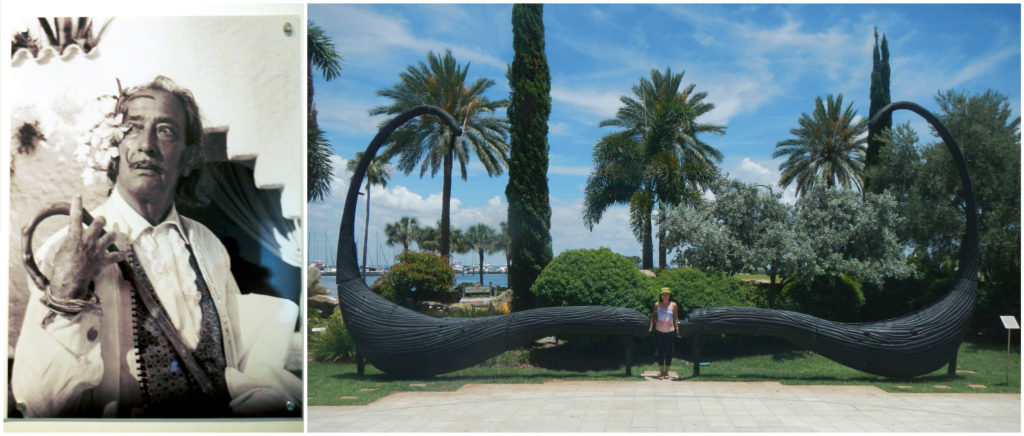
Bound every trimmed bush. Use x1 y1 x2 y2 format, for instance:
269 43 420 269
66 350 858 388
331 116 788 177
652 268 767 314
531 248 653 314
783 274 865 321
378 250 457 304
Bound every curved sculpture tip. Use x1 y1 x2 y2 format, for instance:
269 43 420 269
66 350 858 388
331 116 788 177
679 100 979 378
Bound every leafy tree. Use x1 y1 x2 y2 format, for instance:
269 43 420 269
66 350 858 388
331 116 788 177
506 4 553 309
865 27 892 193
862 121 921 242
450 227 470 256
307 20 343 202
773 94 867 197
464 223 498 285
665 180 910 291
346 152 391 278
584 68 724 269
373 50 510 259
792 186 912 286
415 224 438 252
384 216 419 251
664 176 801 291
903 89 1020 332
415 220 468 255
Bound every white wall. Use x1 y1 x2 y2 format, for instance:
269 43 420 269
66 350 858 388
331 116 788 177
10 14 304 219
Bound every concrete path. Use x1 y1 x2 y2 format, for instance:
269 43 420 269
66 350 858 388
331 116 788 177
308 379 1020 432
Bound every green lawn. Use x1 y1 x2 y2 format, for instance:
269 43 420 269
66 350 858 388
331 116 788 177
733 273 771 282
308 339 1020 406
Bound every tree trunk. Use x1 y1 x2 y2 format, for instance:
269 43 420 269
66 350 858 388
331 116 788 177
361 185 371 278
642 212 653 270
440 136 455 259
479 249 485 286
657 226 667 269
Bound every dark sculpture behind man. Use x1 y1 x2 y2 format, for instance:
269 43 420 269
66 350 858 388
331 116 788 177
13 76 301 418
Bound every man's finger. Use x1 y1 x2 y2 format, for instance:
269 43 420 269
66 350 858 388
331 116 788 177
95 230 119 253
82 216 107 245
68 195 83 241
104 249 128 266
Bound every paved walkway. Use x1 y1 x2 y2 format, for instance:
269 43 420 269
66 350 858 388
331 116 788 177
308 378 1020 432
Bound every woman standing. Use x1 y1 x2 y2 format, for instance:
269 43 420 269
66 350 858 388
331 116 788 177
649 287 680 379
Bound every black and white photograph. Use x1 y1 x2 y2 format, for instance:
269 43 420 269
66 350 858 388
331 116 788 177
5 5 304 428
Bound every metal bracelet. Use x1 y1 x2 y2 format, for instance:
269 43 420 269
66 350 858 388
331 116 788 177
43 284 101 316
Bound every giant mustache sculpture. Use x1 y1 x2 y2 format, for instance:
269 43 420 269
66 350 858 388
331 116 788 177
335 102 977 379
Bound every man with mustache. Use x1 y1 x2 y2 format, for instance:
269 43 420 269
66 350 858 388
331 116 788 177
12 77 301 418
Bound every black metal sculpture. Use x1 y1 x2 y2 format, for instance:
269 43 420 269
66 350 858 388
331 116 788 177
336 102 978 379
335 106 648 377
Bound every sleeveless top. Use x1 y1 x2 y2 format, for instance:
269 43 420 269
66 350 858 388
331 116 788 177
131 244 230 417
655 303 675 333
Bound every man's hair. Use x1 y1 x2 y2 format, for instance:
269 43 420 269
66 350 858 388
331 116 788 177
106 75 208 207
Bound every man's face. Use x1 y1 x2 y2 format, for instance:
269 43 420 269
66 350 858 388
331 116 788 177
116 89 189 204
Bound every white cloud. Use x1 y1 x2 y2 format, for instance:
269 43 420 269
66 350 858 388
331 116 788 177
315 5 507 70
550 85 623 120
316 96 386 135
548 121 570 136
549 165 592 177
895 44 1020 103
697 70 781 126
550 198 639 257
720 155 802 205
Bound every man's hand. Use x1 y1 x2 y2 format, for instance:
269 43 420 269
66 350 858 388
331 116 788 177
44 196 127 300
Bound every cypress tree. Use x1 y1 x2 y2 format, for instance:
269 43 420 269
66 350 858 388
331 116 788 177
506 4 552 310
866 27 892 193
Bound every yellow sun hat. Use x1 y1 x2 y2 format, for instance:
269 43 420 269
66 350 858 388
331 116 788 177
659 287 672 295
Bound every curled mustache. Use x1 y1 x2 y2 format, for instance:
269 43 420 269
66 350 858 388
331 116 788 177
128 159 163 173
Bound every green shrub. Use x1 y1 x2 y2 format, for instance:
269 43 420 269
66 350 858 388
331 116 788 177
652 268 767 314
378 251 457 304
531 248 653 314
975 279 1022 337
782 274 865 321
309 312 356 363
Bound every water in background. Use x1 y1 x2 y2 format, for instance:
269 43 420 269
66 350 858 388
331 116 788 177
320 273 509 298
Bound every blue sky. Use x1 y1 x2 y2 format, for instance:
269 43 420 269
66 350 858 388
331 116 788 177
307 3 1020 268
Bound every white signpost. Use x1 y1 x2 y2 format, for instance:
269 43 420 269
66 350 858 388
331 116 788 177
999 315 1019 385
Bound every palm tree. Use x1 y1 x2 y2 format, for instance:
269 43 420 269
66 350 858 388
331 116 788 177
773 94 868 197
415 224 439 252
584 68 724 269
495 221 510 272
450 228 471 256
308 20 343 202
371 49 510 259
346 152 391 278
465 224 498 286
413 220 469 256
385 217 419 251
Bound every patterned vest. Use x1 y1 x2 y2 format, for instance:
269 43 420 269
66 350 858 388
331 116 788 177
132 245 231 417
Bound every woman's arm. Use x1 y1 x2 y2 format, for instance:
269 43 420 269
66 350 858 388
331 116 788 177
673 302 680 337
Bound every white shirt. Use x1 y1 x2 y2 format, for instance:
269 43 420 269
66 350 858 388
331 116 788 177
12 190 301 417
